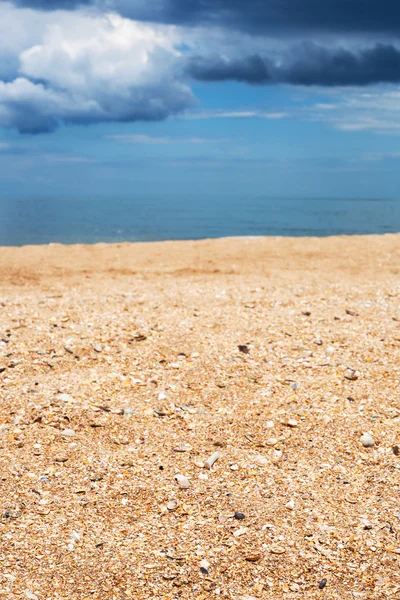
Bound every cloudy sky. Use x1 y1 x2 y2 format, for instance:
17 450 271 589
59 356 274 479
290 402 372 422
1 0 400 198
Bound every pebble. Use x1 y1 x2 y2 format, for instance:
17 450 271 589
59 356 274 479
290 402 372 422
238 345 249 354
61 429 76 437
360 433 375 448
174 474 190 489
167 500 179 511
285 499 295 510
393 445 399 456
200 559 210 570
287 419 298 428
93 344 102 352
319 578 327 589
123 408 134 415
290 583 300 592
234 512 245 520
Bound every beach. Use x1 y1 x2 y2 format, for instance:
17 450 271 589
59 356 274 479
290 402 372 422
1 234 400 599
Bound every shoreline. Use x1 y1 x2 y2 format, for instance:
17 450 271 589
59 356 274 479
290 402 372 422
1 233 399 286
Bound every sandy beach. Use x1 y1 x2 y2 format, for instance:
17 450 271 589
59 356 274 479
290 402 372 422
1 234 400 599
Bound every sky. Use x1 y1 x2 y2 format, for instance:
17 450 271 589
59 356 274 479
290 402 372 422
1 0 400 198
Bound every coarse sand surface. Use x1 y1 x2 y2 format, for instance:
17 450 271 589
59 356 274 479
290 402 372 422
1 235 400 599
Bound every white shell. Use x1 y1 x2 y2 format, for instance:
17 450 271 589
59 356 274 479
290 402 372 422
174 474 190 489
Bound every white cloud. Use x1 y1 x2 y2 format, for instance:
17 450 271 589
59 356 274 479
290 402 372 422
183 110 289 120
308 89 400 134
106 133 224 143
0 3 194 132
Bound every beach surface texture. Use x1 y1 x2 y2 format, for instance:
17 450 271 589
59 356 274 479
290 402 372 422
1 235 400 599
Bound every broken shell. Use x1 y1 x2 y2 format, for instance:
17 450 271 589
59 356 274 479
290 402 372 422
174 443 192 452
252 454 269 466
244 553 262 562
174 474 190 489
270 546 286 554
61 429 76 437
167 500 179 511
204 451 220 470
266 438 278 446
233 527 248 537
345 368 359 381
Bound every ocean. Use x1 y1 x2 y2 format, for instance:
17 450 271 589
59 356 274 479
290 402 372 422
1 194 399 246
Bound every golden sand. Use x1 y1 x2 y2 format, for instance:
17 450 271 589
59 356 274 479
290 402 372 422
1 235 400 599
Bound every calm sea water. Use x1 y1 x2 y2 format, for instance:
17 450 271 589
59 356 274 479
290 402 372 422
1 195 399 246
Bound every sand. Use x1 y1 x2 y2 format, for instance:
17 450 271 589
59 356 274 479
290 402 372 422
1 235 400 599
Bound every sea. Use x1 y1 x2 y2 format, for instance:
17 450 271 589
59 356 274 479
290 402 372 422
1 194 399 246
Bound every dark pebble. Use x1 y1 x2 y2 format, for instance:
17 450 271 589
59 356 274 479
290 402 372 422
238 345 249 354
234 512 245 520
319 579 327 590
200 567 209 575
393 445 399 456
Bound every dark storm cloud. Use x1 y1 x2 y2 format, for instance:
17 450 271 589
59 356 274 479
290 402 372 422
12 0 400 36
187 43 400 86
188 54 274 84
13 0 89 7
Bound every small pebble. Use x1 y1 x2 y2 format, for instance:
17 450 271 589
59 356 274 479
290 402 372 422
360 433 375 448
319 578 327 589
287 419 298 428
123 408 134 415
238 345 249 354
234 512 245 520
393 445 399 456
200 559 210 570
174 474 190 489
167 500 179 511
61 429 76 437
285 499 295 510
290 583 300 592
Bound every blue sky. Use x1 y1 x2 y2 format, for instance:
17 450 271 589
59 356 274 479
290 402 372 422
1 1 400 198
